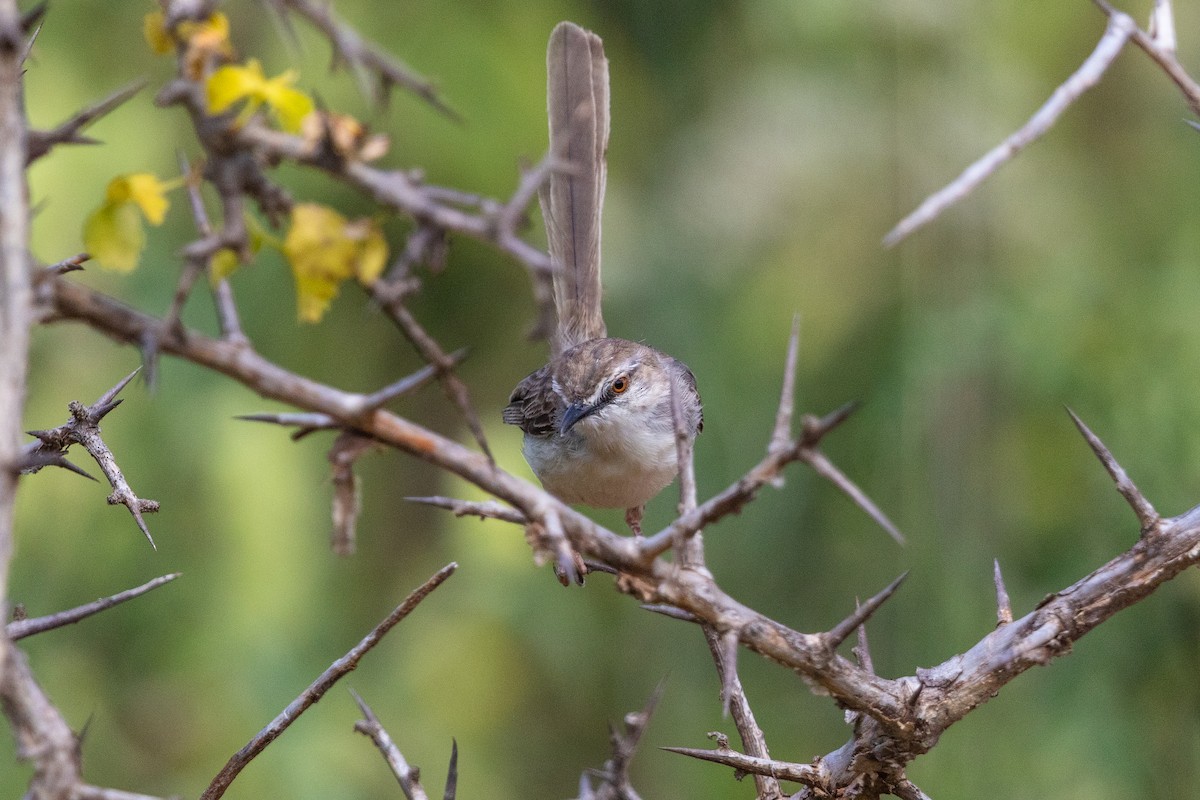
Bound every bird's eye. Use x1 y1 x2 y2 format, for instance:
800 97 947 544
611 375 630 394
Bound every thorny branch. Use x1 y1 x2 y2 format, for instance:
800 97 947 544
7 573 181 641
8 1 1200 799
20 368 160 548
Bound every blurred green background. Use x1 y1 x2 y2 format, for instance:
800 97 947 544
8 0 1200 797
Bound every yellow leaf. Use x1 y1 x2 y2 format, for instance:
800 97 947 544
283 204 388 322
207 59 266 117
143 11 174 55
284 204 355 322
260 71 314 133
84 202 146 273
106 173 172 226
206 59 314 133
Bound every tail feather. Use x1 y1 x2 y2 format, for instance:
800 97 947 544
542 21 609 357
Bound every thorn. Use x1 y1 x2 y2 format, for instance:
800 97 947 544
45 252 89 275
444 737 458 800
47 454 96 481
357 349 468 410
95 367 142 410
20 1 47 34
769 315 801 453
236 411 339 430
1066 407 1159 532
804 449 905 545
800 399 862 446
994 558 1013 625
639 604 701 623
826 571 909 648
853 600 875 674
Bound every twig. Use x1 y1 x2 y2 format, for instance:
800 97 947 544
44 252 88 276
263 0 460 120
883 12 1134 247
355 350 467 412
661 743 830 788
8 573 181 640
25 80 145 164
642 398 902 558
405 495 527 524
200 563 457 800
582 685 662 800
1 642 80 799
236 410 339 439
1097 0 1200 115
351 690 430 800
172 152 247 346
22 368 159 548
375 301 492 462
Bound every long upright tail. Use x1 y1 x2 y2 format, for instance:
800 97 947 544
542 21 609 358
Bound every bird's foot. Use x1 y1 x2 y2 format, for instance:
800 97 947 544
625 506 644 537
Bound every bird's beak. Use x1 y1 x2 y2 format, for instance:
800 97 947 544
559 402 595 435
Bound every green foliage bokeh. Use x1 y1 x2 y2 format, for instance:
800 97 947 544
8 1 1200 798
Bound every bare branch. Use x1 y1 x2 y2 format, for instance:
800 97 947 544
1096 0 1200 115
8 573 181 640
351 690 430 800
263 0 460 120
884 13 1134 247
26 80 145 163
201 563 457 800
0 0 32 660
1066 407 1159 532
374 301 492 461
661 743 830 789
405 495 527 524
22 368 159 548
580 685 662 800
44 252 88 276
1 641 79 799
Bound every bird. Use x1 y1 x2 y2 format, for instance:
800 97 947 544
503 21 703 537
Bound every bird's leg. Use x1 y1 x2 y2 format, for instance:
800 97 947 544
625 505 644 537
